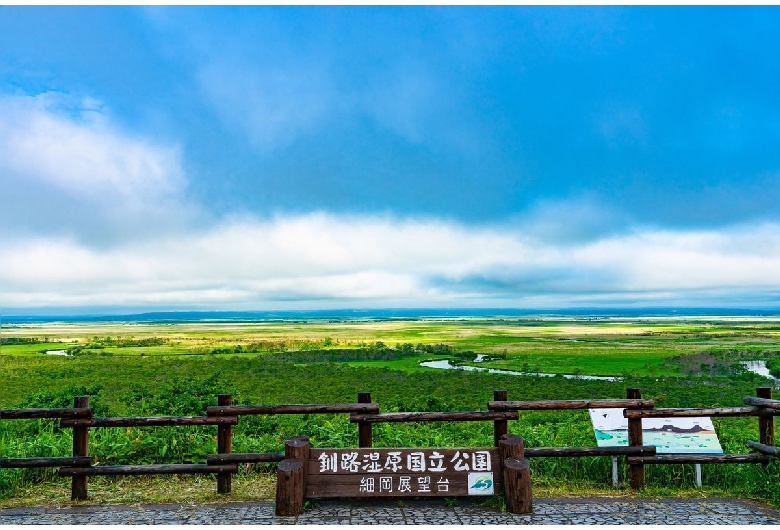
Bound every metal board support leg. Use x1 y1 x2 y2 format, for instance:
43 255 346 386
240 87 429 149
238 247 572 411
612 456 618 486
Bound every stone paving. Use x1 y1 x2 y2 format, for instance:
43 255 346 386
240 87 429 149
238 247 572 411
1 497 779 525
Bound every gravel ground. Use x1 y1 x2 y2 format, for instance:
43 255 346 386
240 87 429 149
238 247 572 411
2 497 779 525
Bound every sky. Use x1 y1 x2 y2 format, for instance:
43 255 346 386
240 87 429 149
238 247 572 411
2 6 780 314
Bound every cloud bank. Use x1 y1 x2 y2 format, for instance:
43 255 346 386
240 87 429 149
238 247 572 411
2 214 779 310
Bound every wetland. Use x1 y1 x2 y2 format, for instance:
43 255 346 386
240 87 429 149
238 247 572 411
1 314 778 506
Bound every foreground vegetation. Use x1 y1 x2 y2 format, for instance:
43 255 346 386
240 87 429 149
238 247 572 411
1 316 778 507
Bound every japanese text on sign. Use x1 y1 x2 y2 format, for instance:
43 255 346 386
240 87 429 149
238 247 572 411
306 448 499 498
317 449 492 474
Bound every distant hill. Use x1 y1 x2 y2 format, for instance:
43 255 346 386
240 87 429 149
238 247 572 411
2 307 779 324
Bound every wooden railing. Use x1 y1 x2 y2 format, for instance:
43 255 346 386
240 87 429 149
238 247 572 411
620 387 777 488
1 387 776 501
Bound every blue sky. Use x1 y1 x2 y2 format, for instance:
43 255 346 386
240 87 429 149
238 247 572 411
2 6 780 313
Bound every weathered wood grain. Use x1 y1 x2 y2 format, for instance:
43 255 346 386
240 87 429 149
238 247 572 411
71 396 90 501
499 434 524 461
743 395 780 411
207 452 285 465
357 393 373 448
524 445 656 457
349 411 518 423
276 458 304 517
493 391 509 446
624 407 770 418
746 440 779 457
0 457 92 468
627 454 770 464
488 399 654 411
626 388 644 490
217 394 233 494
61 416 238 428
285 436 310 461
755 388 775 449
0 407 92 419
59 464 237 476
503 456 532 514
207 403 380 416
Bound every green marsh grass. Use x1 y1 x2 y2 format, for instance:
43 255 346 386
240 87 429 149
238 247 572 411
1 317 778 506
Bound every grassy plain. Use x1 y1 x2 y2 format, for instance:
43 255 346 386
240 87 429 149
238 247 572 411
0 315 778 506
4 315 780 376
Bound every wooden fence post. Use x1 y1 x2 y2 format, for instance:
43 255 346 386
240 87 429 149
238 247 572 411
275 459 304 516
275 437 310 517
498 433 524 462
217 394 233 494
757 387 774 448
627 388 644 490
493 390 508 446
71 396 90 500
499 434 532 513
285 436 310 462
358 392 372 448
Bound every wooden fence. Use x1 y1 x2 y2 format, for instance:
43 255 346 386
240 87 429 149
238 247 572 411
0 387 777 501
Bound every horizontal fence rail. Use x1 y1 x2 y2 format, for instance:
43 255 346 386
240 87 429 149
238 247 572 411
207 452 285 465
743 396 780 410
0 457 93 468
0 407 92 419
488 399 655 411
746 440 780 457
1 387 776 501
524 446 656 458
349 411 519 423
627 454 770 465
206 404 380 416
60 416 239 428
58 464 238 476
624 407 776 418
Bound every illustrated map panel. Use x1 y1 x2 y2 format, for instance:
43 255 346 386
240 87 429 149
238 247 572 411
589 408 723 454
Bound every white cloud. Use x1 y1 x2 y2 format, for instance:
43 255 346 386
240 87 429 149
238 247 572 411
576 227 780 291
0 93 185 203
2 213 779 310
0 92 193 242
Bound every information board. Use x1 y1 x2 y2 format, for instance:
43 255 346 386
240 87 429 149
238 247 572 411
589 409 723 454
306 448 501 497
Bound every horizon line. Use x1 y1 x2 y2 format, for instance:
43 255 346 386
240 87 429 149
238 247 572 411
3 306 780 323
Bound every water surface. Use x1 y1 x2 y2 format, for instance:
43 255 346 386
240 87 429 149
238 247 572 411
741 360 779 381
419 358 620 381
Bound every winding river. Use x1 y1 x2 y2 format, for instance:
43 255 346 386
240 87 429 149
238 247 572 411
418 356 620 381
420 356 779 383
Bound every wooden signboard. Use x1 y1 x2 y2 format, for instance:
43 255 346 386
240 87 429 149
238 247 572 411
306 448 501 498
275 436 530 516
